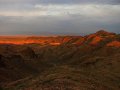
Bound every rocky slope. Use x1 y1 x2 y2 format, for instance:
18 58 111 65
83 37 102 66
0 30 120 90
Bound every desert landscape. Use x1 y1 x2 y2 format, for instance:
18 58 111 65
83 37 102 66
0 0 120 90
0 30 120 90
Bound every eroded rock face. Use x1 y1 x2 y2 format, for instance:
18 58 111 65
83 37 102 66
95 30 116 36
107 41 120 47
90 36 103 45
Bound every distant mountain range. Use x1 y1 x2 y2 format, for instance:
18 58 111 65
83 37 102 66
0 30 120 47
0 30 120 90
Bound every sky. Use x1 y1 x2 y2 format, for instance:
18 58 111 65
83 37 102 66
0 0 120 35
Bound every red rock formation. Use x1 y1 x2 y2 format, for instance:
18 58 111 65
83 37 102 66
73 37 85 45
107 41 120 47
90 36 103 45
0 30 119 48
50 43 61 46
95 30 116 36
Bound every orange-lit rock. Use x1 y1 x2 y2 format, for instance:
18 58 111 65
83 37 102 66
107 41 120 47
0 30 119 48
62 37 72 43
90 36 103 45
0 36 63 45
50 43 61 46
95 30 116 36
86 34 96 40
73 38 85 45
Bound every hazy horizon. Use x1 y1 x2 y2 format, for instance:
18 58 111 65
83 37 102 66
0 0 120 35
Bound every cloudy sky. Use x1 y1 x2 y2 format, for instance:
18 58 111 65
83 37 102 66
0 0 120 35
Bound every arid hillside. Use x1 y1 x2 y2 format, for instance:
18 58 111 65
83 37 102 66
0 30 120 90
0 30 119 46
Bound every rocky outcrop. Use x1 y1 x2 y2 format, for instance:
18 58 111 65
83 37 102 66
0 30 119 48
107 41 120 47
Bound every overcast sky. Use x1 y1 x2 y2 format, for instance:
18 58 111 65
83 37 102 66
0 0 120 35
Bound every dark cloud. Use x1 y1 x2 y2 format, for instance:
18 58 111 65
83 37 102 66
0 0 119 35
0 0 38 4
0 0 119 5
39 0 120 5
0 15 119 35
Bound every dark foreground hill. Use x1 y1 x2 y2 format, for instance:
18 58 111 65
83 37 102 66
0 30 120 90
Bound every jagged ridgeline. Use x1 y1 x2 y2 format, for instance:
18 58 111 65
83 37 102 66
0 30 120 90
